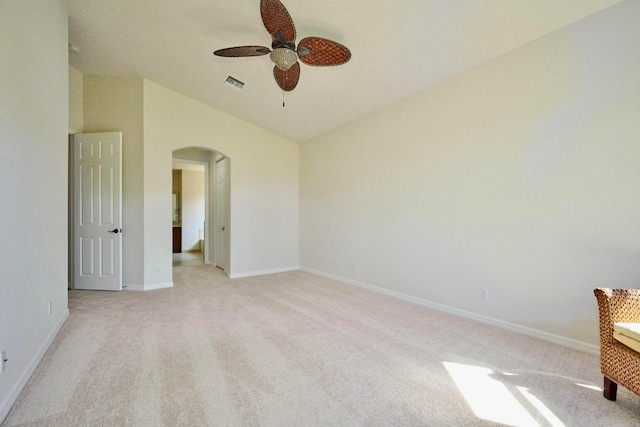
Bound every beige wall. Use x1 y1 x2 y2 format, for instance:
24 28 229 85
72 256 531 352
83 76 145 286
143 80 300 280
79 76 299 285
68 66 83 132
181 169 205 251
0 0 69 418
83 75 299 289
300 1 640 347
172 169 182 198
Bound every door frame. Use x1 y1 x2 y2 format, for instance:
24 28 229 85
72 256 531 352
214 156 229 272
172 157 210 263
171 147 230 275
68 133 74 289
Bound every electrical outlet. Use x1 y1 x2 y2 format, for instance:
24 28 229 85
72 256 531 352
352 264 358 272
48 301 52 316
155 265 160 273
480 288 489 300
0 351 6 374
334 260 339 268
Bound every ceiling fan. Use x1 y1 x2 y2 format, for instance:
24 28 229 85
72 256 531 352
214 0 351 94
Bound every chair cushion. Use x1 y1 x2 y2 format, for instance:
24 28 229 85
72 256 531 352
613 322 640 353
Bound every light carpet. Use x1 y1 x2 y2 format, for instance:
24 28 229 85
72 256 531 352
3 263 640 426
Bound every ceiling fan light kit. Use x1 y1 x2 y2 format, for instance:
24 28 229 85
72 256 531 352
270 48 297 71
214 0 351 97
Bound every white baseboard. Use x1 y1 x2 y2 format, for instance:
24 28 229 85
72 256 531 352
124 282 173 291
229 266 299 279
300 267 599 356
0 309 70 424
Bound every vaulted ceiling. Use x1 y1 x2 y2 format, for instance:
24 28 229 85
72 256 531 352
67 0 623 142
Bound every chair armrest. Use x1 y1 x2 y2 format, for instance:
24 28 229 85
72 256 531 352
594 288 640 345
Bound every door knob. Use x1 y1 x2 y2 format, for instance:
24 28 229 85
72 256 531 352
108 228 121 234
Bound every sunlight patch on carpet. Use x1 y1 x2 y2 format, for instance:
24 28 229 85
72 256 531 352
517 386 566 427
444 362 546 427
575 382 601 392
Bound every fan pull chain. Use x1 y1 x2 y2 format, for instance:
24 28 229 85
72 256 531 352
282 69 287 107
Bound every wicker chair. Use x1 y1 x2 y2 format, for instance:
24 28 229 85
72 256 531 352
594 288 640 400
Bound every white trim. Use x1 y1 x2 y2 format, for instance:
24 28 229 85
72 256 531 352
124 282 174 291
172 154 213 267
300 267 599 356
0 309 70 424
229 266 299 279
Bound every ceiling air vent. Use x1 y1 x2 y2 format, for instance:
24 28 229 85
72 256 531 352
224 75 245 90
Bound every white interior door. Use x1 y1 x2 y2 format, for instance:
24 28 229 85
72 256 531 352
73 132 123 291
215 158 228 270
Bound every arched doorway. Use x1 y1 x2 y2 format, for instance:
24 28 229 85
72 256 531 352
172 147 230 274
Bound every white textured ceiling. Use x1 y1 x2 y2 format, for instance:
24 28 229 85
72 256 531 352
67 0 623 143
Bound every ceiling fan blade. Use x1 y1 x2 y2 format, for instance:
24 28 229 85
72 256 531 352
261 0 296 42
273 61 300 92
214 46 270 57
297 37 351 66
